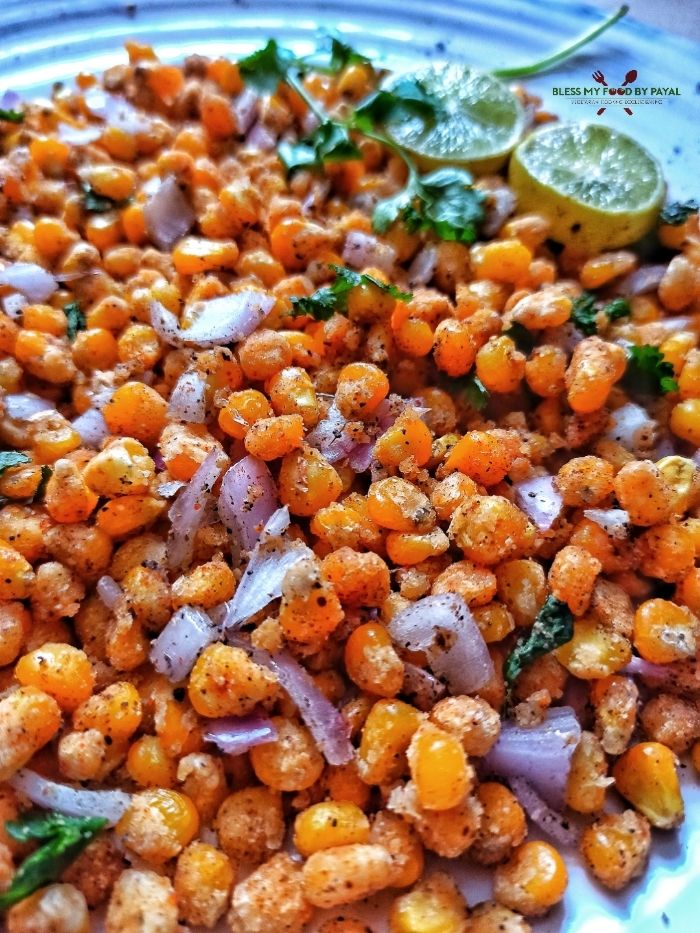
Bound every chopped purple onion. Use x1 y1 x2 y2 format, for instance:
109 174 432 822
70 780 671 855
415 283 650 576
167 448 228 570
10 769 130 826
218 456 279 552
150 606 220 682
514 475 563 531
144 175 195 251
204 711 278 756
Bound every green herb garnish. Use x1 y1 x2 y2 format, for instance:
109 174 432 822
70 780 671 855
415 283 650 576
504 596 574 687
604 297 631 322
442 373 490 413
63 301 86 342
0 451 30 476
660 199 699 226
493 5 629 79
82 184 130 214
0 811 107 910
290 264 411 321
0 109 24 124
351 77 439 130
570 291 599 336
278 121 361 175
374 167 485 244
626 344 679 395
300 34 372 74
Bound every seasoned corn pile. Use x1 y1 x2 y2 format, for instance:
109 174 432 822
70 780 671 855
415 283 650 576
0 38 696 933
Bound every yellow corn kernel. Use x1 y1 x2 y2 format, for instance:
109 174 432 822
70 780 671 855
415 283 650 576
390 873 467 933
357 699 424 786
470 239 532 284
96 495 166 538
44 459 99 524
407 723 472 811
0 540 35 599
294 801 370 857
172 237 239 275
83 438 155 498
612 742 684 829
85 164 136 202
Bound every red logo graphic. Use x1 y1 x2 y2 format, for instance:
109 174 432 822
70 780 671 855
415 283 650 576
592 68 638 116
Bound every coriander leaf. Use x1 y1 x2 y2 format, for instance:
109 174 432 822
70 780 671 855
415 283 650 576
352 77 439 132
0 451 30 476
238 39 296 92
604 297 630 322
570 291 599 336
300 35 372 74
504 322 536 354
32 465 52 503
278 120 361 175
660 199 699 226
504 596 574 686
63 301 85 342
0 109 24 124
372 179 419 234
82 184 130 214
290 264 410 320
0 811 107 911
626 344 679 395
401 168 485 244
442 373 490 413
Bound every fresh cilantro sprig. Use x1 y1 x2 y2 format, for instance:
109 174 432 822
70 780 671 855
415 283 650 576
493 5 628 79
504 596 574 687
571 292 631 336
0 109 24 124
32 465 52 503
82 184 130 214
0 811 107 910
570 292 599 336
63 301 86 342
0 451 30 475
290 264 411 321
442 373 490 413
299 34 372 75
626 344 678 395
239 40 485 242
660 199 699 226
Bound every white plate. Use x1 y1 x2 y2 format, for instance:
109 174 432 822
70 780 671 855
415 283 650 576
2 1 699 929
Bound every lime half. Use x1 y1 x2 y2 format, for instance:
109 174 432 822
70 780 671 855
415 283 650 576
383 64 525 174
509 122 665 253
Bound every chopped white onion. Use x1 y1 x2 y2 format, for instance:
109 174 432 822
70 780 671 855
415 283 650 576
96 574 123 611
2 292 26 319
619 264 667 297
401 662 447 711
254 647 354 765
204 711 277 756
508 776 579 847
168 448 228 570
58 123 103 145
3 392 55 420
83 90 149 134
606 402 656 452
218 456 279 552
583 508 631 540
168 370 207 423
481 185 517 238
223 507 314 630
347 442 375 473
622 656 674 682
232 88 259 134
388 593 494 695
0 262 56 302
244 122 277 151
71 406 109 448
150 606 220 682
514 475 563 531
144 175 196 251
305 402 354 463
483 706 581 808
407 246 437 287
151 290 275 349
10 769 131 826
342 231 396 276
